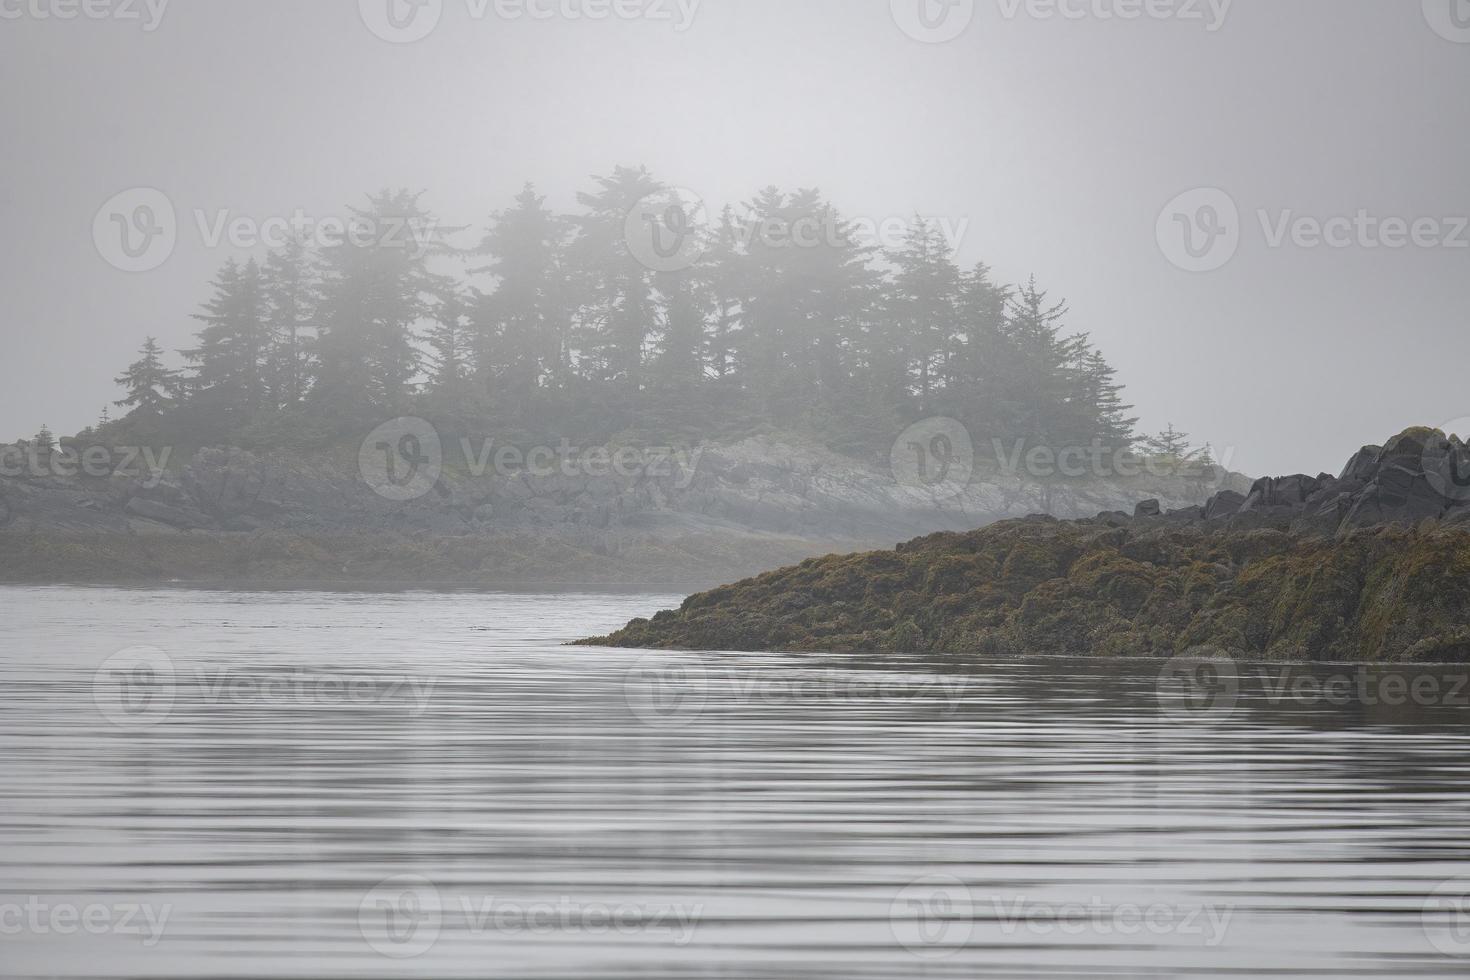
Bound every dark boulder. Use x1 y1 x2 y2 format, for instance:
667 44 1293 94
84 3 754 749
1203 490 1246 520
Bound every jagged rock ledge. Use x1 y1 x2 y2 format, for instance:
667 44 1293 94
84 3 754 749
582 429 1470 662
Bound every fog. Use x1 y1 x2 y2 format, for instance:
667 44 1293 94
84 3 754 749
2 0 1467 476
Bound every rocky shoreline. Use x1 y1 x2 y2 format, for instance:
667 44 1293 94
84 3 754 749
584 429 1470 661
0 433 1242 587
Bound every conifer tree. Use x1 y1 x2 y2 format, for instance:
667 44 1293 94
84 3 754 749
313 190 452 414
1145 424 1193 458
566 166 665 391
183 258 270 418
471 184 571 399
261 237 319 409
114 337 180 419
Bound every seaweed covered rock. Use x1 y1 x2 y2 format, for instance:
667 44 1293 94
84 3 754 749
583 431 1470 662
584 518 1470 662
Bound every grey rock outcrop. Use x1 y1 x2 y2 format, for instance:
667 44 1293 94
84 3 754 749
1131 428 1470 535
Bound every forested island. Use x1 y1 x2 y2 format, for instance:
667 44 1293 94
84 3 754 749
2 168 1239 586
79 167 1142 455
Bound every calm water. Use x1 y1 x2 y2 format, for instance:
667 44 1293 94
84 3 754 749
2 585 1470 978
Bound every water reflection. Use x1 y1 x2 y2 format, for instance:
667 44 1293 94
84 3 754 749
1 585 1469 977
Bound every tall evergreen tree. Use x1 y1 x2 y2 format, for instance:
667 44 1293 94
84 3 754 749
701 206 746 382
886 216 963 413
114 336 180 420
649 267 709 391
424 289 474 397
566 166 665 391
471 184 571 400
261 237 319 409
999 277 1084 445
183 258 270 419
312 190 452 415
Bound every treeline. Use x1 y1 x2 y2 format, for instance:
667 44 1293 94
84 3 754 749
105 166 1138 457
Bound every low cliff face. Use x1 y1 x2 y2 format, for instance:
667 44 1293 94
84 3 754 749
0 433 1240 586
585 430 1470 661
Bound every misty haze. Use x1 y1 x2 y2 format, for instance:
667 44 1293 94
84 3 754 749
3 1 1470 977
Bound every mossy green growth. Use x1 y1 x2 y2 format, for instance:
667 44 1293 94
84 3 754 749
582 517 1470 663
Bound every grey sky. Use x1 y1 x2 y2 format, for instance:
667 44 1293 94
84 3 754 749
1 0 1466 476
